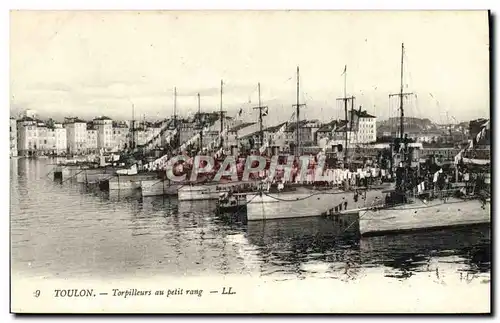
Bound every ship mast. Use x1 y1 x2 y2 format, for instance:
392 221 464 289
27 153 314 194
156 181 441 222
172 87 179 149
389 43 413 164
198 92 203 152
399 43 405 141
253 82 268 150
219 79 226 149
131 102 135 150
292 66 305 156
389 43 414 193
173 87 177 128
336 65 355 167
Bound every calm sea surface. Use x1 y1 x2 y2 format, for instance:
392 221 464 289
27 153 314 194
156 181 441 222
10 158 491 283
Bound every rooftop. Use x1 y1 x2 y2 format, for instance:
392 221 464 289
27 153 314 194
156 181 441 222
93 116 112 121
285 120 310 132
262 122 287 133
229 122 256 133
112 121 129 128
64 117 87 124
352 110 376 119
239 122 288 140
17 116 38 123
317 120 338 133
334 120 350 132
86 122 97 130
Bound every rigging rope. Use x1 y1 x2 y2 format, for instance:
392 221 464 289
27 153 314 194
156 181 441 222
262 190 350 202
61 169 86 183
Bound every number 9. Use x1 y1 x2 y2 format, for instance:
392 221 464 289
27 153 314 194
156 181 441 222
34 290 40 298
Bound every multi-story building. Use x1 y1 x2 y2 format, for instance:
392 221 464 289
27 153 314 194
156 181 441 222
16 116 39 157
225 122 257 151
10 117 17 157
64 117 88 155
52 123 67 155
36 122 50 153
93 116 114 151
283 120 321 147
353 110 377 144
316 109 377 150
239 122 288 152
16 117 68 156
130 121 163 147
316 120 344 150
112 121 130 151
86 122 98 154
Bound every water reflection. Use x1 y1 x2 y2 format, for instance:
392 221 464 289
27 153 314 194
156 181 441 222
10 158 491 283
359 225 491 279
244 216 360 280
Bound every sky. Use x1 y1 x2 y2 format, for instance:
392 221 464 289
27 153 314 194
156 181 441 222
10 10 490 127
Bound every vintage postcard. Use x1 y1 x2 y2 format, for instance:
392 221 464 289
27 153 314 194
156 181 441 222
9 10 491 314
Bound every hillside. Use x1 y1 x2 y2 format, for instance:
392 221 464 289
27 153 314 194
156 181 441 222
377 117 443 135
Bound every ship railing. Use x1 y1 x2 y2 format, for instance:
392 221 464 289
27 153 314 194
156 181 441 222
410 187 463 201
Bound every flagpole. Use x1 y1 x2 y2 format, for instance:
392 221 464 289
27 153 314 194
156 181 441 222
343 65 347 99
220 79 224 149
258 83 263 148
198 93 203 152
253 82 268 152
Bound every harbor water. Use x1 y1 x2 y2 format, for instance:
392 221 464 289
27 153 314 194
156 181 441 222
11 158 491 284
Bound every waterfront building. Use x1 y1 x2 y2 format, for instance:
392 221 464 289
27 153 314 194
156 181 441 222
405 130 446 144
64 117 88 155
316 109 377 150
354 110 377 144
239 122 288 153
36 122 50 153
133 121 163 147
316 120 345 150
52 123 67 156
329 120 356 147
10 117 17 157
16 116 39 157
112 121 130 151
93 116 114 152
86 122 98 154
16 117 68 156
283 120 321 149
39 121 67 156
225 122 257 153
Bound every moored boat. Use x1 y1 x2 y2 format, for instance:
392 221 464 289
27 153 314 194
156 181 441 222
107 172 159 190
140 178 184 197
245 184 389 221
178 180 260 201
359 191 490 236
75 167 122 184
358 43 491 237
